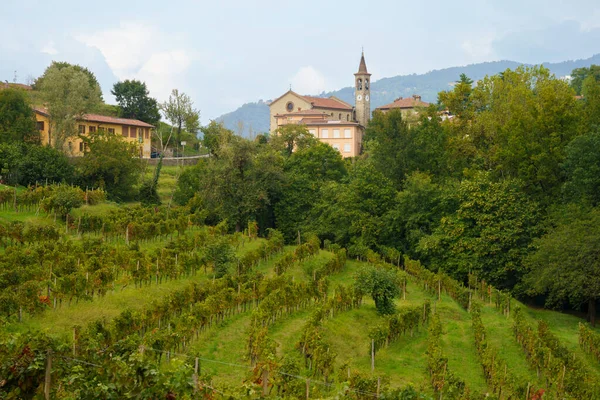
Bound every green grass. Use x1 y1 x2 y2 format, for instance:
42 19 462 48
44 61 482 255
3 204 599 395
526 307 600 376
0 183 26 192
2 234 266 339
142 164 188 204
479 304 544 387
0 209 48 224
186 312 253 385
5 273 211 339
70 202 121 218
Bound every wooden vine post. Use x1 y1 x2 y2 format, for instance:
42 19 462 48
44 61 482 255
262 369 269 396
44 349 52 400
193 357 199 393
305 378 310 399
371 339 375 371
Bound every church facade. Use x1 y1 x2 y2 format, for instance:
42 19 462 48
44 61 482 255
269 52 371 158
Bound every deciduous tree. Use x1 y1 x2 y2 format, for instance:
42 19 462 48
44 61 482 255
525 205 600 325
418 173 541 289
111 80 160 126
38 63 102 151
562 131 600 206
76 131 143 201
160 89 200 144
354 266 401 315
570 65 600 95
0 88 38 144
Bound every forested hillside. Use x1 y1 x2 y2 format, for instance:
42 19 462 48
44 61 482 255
217 54 600 136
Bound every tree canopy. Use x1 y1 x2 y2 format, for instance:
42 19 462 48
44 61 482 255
525 206 600 325
111 80 160 126
354 266 401 315
76 131 143 201
38 63 102 151
161 89 200 144
0 88 38 144
570 64 600 95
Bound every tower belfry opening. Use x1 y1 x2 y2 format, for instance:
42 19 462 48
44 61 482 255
354 51 371 128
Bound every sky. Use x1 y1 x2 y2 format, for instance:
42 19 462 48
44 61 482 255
1 0 600 123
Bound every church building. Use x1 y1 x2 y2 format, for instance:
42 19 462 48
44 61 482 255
269 52 371 158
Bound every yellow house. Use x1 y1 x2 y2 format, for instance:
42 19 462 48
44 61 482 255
269 52 372 158
34 107 154 158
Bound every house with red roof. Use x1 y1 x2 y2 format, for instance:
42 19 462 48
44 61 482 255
34 107 154 158
269 52 372 158
375 95 430 118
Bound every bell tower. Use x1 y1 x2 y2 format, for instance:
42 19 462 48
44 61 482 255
354 51 371 127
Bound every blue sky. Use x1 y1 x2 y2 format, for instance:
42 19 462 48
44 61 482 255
1 0 599 122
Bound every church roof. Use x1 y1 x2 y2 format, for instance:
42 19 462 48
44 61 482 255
269 90 353 111
355 52 371 76
275 109 329 117
377 96 430 110
358 52 368 73
303 95 353 110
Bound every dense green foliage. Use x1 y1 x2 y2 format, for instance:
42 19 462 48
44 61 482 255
0 143 73 186
76 131 143 201
160 89 200 145
37 61 103 151
354 266 401 315
111 79 161 126
176 65 600 324
0 88 38 144
570 64 600 95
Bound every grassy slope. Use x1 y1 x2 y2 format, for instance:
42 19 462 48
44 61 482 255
526 307 600 377
141 164 183 204
2 234 267 339
479 305 544 387
186 312 253 384
7 275 208 337
4 197 600 394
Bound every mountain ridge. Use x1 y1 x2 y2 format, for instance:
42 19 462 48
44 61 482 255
216 54 600 137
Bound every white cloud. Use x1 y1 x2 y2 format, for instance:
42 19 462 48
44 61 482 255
290 66 327 95
76 21 194 101
136 50 193 100
461 35 495 61
41 41 58 55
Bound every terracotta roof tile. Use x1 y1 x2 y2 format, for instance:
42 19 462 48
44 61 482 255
268 89 353 110
377 96 430 110
275 109 329 117
34 107 154 128
83 113 155 128
303 96 353 110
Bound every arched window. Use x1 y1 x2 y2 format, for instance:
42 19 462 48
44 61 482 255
339 113 342 119
346 114 349 121
365 79 369 90
357 78 362 90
